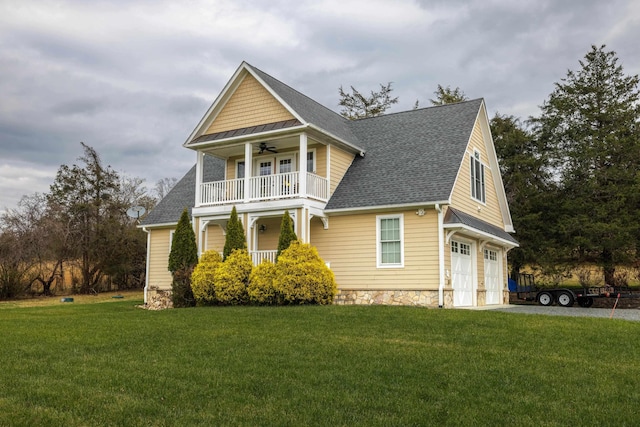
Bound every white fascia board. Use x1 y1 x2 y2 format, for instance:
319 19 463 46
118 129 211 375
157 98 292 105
306 123 366 156
137 221 178 229
324 201 450 215
186 124 308 150
443 222 519 248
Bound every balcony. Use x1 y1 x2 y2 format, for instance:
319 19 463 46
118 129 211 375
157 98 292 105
199 171 328 206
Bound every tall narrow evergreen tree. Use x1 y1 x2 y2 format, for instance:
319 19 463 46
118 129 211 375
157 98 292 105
168 208 197 307
276 211 297 261
533 45 640 285
223 206 246 261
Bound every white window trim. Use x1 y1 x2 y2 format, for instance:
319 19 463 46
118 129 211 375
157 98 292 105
376 214 404 268
169 229 175 250
470 149 486 204
276 154 296 174
306 148 317 173
235 159 245 179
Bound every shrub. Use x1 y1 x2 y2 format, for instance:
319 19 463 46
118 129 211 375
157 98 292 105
168 209 198 274
169 209 198 308
214 249 252 305
274 241 337 304
276 211 297 261
171 268 195 308
223 206 246 261
191 251 223 305
247 260 278 305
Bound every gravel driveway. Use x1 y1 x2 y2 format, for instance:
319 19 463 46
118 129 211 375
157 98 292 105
494 304 640 322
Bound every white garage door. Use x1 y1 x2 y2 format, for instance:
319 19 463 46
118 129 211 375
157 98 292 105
451 240 473 307
484 249 502 305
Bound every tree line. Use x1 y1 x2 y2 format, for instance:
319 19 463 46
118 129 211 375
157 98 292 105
340 45 640 286
0 143 173 299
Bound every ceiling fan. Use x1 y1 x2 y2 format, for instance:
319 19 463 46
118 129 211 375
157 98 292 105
258 142 277 154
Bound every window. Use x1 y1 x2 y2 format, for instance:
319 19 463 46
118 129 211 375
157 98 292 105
484 249 497 261
236 161 245 179
279 158 292 174
307 151 315 173
377 214 404 267
470 150 485 203
259 161 272 176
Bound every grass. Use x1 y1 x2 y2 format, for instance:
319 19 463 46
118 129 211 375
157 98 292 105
0 299 639 426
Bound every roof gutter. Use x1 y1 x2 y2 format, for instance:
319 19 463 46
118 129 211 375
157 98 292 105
435 204 445 308
141 227 150 305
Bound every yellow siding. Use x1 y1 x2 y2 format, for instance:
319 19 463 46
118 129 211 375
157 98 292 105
147 228 173 290
205 225 226 253
450 118 504 227
311 210 440 290
255 217 281 250
329 145 355 196
206 74 295 134
313 143 327 177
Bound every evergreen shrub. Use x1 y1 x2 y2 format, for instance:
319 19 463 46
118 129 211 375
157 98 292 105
247 260 278 305
191 250 223 305
214 249 252 305
274 241 337 304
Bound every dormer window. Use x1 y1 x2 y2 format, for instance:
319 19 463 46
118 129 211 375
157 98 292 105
470 150 485 203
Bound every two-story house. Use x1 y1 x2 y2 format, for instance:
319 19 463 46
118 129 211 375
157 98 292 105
140 61 518 308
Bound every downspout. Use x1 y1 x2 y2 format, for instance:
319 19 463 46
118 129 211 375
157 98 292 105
435 204 445 308
142 227 150 305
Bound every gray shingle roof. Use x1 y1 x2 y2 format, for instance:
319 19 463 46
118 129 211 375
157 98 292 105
140 155 224 226
444 207 518 245
247 64 361 147
325 99 483 210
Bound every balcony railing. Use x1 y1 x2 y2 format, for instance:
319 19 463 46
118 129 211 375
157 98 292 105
199 172 328 206
251 250 277 265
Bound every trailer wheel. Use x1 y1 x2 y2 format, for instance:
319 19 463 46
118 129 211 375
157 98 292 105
556 290 574 307
577 297 594 308
538 291 553 306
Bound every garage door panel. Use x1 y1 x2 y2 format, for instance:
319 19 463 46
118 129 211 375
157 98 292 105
452 240 473 307
484 249 501 305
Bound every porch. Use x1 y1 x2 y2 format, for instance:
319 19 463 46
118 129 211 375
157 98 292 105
200 171 328 206
251 250 277 265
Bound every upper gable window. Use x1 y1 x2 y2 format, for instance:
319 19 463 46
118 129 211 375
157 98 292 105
470 150 486 203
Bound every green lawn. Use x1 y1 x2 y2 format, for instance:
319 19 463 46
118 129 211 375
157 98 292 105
1 299 639 426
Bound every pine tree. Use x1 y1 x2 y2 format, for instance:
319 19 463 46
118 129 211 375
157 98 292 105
223 206 246 261
533 45 640 285
276 211 297 261
338 83 398 120
168 208 197 307
429 85 468 105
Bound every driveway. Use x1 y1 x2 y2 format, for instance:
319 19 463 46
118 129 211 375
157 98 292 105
494 304 640 322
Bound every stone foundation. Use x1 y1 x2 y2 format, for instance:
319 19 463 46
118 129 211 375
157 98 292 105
145 289 173 310
335 289 441 307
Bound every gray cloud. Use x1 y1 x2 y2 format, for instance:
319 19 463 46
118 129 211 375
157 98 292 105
1 0 639 212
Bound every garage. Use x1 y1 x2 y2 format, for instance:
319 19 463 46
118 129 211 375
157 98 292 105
451 240 473 307
484 248 502 304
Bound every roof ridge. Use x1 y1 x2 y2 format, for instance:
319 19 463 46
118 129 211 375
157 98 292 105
351 98 484 122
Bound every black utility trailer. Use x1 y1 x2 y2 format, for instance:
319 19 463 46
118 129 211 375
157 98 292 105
509 274 640 308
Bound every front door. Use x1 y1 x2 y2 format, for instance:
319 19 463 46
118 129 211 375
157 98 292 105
451 240 473 307
484 249 502 304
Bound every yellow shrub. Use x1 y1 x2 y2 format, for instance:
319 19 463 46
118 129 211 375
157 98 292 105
214 249 252 305
248 260 278 305
191 251 222 305
274 241 337 304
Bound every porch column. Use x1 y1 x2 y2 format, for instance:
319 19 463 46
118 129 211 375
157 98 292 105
244 142 252 203
299 133 307 197
195 151 203 206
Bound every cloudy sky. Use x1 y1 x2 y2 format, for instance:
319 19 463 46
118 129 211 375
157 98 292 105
1 0 639 212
